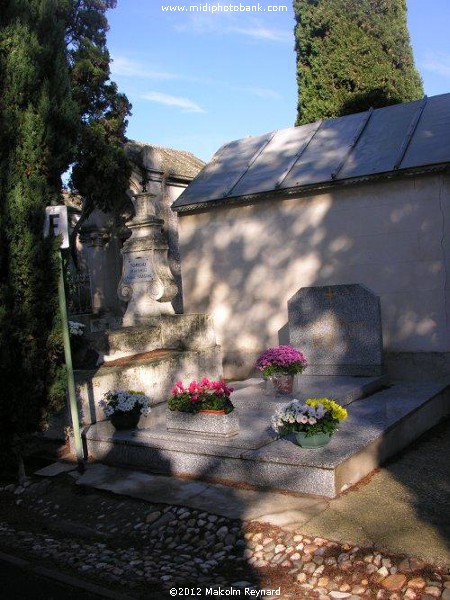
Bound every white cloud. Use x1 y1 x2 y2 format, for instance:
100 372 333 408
175 14 291 44
421 51 450 78
230 25 291 43
111 56 178 80
141 92 206 113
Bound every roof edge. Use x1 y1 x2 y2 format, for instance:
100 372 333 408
173 163 450 214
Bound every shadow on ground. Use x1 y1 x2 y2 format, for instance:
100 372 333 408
298 416 450 567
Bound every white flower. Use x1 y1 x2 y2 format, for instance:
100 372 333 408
315 404 325 418
99 390 151 417
69 321 85 336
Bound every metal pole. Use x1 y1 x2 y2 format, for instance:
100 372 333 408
58 249 85 472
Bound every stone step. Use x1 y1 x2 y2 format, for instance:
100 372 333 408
75 346 223 426
231 374 389 407
92 314 218 361
81 377 450 498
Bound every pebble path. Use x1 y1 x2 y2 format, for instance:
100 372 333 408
0 476 449 599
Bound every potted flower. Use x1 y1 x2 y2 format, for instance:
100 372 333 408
69 320 86 365
166 378 239 438
69 320 85 340
69 320 100 368
99 390 150 430
271 398 348 448
168 378 235 414
256 345 308 395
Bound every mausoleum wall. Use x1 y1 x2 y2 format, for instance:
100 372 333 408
177 172 450 380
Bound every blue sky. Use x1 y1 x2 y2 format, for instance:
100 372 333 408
106 0 450 163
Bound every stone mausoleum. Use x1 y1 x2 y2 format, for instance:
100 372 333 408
172 92 450 381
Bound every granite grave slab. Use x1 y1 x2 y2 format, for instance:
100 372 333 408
288 284 383 376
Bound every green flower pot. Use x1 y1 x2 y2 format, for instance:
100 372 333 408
295 431 332 448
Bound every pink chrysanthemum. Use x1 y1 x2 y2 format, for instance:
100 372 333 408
256 345 308 377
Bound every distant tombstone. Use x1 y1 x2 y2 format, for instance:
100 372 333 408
288 284 383 376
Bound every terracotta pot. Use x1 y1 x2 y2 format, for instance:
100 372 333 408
198 409 227 415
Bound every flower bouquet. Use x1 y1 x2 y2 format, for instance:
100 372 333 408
69 320 86 356
99 390 150 430
168 378 235 414
256 345 308 394
271 398 348 448
69 320 86 338
256 345 308 377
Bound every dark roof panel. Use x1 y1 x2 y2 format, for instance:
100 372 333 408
230 122 320 197
172 93 450 211
402 94 450 169
281 111 368 188
339 100 422 179
175 132 271 207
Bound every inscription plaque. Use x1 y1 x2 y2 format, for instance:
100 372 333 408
123 257 154 284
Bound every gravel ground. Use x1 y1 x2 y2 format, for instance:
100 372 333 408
0 472 449 600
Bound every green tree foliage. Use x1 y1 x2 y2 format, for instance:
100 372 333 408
0 0 130 475
294 0 424 125
66 0 132 233
0 0 78 472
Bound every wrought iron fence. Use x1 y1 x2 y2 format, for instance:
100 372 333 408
66 266 92 315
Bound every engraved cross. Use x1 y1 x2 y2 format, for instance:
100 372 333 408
324 287 335 306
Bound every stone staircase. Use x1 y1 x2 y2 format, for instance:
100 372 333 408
75 314 222 426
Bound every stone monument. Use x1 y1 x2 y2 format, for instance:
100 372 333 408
118 191 178 325
288 284 383 376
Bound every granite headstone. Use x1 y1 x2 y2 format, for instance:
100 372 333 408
288 284 383 376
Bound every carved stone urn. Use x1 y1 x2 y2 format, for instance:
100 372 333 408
118 192 177 325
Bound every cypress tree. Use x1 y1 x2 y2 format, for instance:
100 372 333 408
0 0 78 472
294 0 424 125
0 0 131 476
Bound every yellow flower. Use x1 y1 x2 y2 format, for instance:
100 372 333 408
306 398 348 421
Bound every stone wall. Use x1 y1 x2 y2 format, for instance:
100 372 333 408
177 172 450 380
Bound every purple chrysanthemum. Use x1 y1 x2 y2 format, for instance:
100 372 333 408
256 345 308 376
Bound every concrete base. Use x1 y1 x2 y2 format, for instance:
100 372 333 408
81 376 450 498
166 409 240 438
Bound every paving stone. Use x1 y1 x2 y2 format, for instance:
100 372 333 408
398 558 427 573
1 466 448 600
441 589 450 600
423 587 441 597
408 578 427 590
381 574 407 592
